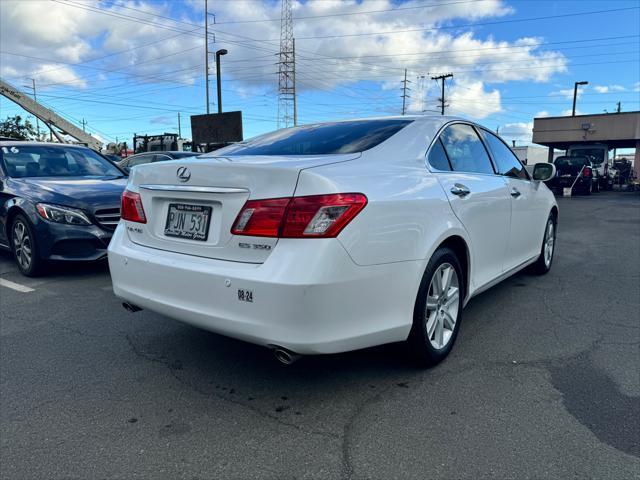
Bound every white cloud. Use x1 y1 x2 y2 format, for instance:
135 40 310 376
500 121 532 143
446 80 502 119
1 0 568 99
594 84 626 94
551 88 580 99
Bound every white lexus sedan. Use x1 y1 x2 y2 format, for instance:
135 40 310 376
108 116 557 365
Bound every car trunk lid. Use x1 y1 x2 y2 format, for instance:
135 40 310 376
124 154 360 263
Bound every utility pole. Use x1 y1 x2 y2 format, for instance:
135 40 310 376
178 112 181 138
401 69 411 115
204 0 210 114
278 0 296 128
431 73 453 115
81 118 86 132
616 101 621 113
572 80 588 116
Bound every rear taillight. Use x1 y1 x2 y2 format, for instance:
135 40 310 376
121 190 147 223
583 167 592 177
230 198 289 237
231 193 367 238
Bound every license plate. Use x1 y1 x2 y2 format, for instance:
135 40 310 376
164 203 212 241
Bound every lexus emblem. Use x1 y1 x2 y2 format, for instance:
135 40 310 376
176 166 191 182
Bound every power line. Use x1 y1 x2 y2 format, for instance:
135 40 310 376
214 0 488 24
274 7 640 41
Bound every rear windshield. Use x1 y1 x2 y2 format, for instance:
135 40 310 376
171 152 200 159
0 145 123 178
555 156 590 167
221 119 413 156
570 148 606 165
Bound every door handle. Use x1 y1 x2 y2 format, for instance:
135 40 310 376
510 188 521 198
450 184 470 197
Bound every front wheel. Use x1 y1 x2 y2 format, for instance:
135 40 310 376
530 214 556 275
10 214 44 277
407 247 464 366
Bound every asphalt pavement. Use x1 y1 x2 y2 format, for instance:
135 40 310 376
1 191 639 479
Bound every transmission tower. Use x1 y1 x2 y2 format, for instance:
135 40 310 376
278 0 296 128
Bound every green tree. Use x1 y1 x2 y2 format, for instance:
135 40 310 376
0 115 37 140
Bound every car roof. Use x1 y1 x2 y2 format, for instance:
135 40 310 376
0 141 92 149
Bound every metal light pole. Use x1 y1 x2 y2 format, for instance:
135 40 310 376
215 49 227 114
572 81 588 116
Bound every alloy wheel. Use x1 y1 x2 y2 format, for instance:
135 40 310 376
13 221 32 271
425 263 460 349
544 220 555 268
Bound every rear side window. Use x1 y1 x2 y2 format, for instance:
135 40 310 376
127 154 154 167
427 138 451 171
221 119 413 156
479 129 528 179
440 124 494 175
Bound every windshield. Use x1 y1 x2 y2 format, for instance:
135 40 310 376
570 148 606 165
220 119 413 156
0 145 123 178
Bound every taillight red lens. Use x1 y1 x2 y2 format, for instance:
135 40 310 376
231 193 367 238
282 193 368 238
121 190 147 223
231 198 289 237
583 167 591 177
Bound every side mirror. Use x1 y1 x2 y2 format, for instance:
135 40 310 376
533 163 556 182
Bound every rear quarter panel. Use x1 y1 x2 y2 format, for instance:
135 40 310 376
294 152 469 267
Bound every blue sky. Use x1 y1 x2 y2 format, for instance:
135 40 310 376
1 0 638 147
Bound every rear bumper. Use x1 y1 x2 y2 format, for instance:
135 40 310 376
107 225 423 354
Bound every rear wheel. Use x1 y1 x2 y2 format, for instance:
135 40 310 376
10 214 44 277
530 214 556 275
408 248 464 366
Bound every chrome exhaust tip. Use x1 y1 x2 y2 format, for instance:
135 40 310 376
273 347 301 365
122 302 142 313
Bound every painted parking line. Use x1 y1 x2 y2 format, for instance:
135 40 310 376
0 278 35 293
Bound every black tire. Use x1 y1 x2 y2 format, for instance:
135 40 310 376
407 247 464 366
10 214 44 277
530 213 556 275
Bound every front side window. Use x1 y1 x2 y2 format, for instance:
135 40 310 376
0 145 122 178
439 124 494 175
479 130 528 180
219 119 413 156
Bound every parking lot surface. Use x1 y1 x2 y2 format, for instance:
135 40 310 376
1 192 639 479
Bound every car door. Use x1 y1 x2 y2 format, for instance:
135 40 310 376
479 129 543 270
428 123 511 289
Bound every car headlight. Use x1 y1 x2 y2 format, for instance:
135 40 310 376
36 203 91 226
